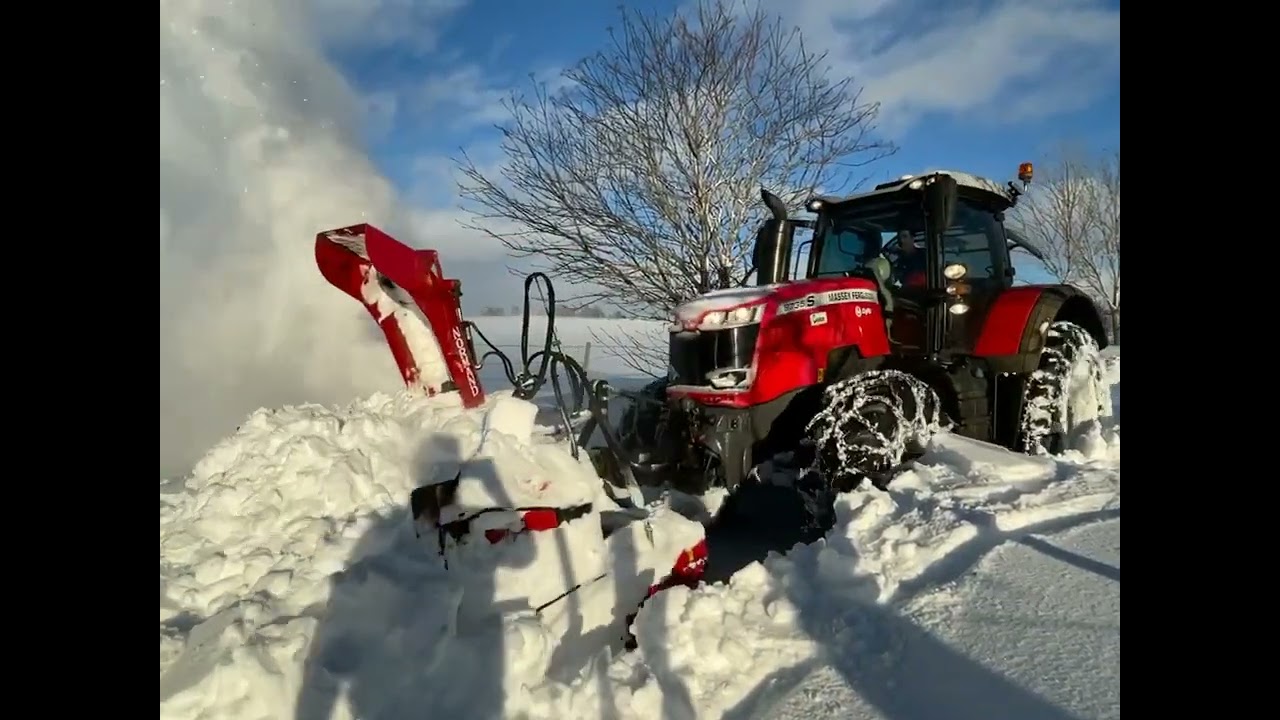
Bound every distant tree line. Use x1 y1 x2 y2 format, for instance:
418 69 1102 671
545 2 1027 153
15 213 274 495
475 304 620 319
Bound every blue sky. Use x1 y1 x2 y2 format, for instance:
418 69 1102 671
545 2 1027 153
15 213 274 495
322 0 1119 296
158 0 1117 473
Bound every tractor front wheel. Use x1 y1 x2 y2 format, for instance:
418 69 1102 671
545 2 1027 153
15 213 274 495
1018 320 1110 455
803 370 943 495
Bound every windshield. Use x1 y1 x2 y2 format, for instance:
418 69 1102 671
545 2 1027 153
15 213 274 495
813 195 920 278
813 195 1003 284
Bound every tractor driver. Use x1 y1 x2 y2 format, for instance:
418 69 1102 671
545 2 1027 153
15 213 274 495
888 229 927 288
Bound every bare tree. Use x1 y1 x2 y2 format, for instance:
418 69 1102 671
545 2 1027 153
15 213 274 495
456 0 894 375
1010 146 1121 343
1009 147 1096 283
1079 149 1120 343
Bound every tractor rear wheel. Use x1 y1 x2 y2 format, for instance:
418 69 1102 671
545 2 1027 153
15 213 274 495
1018 320 1110 455
802 370 942 495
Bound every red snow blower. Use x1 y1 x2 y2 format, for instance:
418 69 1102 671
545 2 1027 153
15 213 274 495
315 223 708 622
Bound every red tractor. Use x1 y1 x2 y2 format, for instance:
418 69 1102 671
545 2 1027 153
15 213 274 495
616 164 1112 502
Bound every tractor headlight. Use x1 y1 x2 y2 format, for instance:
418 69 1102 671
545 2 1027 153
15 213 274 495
699 304 764 331
948 301 970 316
943 263 967 280
728 305 760 324
707 369 749 389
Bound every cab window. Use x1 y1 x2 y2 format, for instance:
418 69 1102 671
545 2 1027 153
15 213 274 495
942 201 1004 281
813 225 873 276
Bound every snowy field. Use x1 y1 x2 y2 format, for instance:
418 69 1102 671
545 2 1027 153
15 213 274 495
160 325 1120 720
463 315 667 385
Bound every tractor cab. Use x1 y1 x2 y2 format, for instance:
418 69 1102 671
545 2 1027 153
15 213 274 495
755 164 1036 361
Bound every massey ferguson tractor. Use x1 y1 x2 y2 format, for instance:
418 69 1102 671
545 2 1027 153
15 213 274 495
314 161 1111 557
619 163 1112 500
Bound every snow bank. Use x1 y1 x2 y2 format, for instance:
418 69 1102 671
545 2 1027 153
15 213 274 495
159 390 703 720
160 391 465 718
161 358 1119 720
613 412 1120 718
598 365 1122 718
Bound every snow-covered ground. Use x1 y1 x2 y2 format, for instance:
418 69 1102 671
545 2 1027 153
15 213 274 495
160 333 1119 720
464 315 667 384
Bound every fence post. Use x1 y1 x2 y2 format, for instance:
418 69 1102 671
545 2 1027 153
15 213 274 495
580 341 592 375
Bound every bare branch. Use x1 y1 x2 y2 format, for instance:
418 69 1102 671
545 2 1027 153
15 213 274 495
1009 144 1121 342
590 325 668 379
1076 147 1120 341
456 0 895 372
1008 146 1094 284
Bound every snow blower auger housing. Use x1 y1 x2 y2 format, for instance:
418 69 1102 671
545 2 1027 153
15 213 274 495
315 223 708 636
618 163 1113 498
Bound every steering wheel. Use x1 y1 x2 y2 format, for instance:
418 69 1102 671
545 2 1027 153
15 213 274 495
880 242 903 262
873 246 908 282
842 265 878 281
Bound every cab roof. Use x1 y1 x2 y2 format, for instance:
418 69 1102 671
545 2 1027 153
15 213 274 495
807 169 1047 261
810 170 1015 210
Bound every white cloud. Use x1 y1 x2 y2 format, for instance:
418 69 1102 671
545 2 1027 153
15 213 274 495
413 65 514 131
159 0 473 478
360 89 400 141
754 0 1119 135
404 206 511 262
309 0 469 55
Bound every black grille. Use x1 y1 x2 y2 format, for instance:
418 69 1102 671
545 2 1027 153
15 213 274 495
669 324 761 386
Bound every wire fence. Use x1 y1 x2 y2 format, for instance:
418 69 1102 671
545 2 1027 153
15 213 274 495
475 340 601 372
473 340 668 379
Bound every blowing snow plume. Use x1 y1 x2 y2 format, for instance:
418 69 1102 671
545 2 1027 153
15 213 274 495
159 0 416 477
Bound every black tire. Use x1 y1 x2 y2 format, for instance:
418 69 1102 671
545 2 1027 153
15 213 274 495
803 370 942 495
1018 321 1109 455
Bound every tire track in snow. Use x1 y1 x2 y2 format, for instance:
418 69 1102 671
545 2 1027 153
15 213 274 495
819 431 1120 606
721 427 1121 720
887 506 1120 605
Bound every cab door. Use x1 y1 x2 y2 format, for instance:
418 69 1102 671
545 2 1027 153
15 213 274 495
940 199 1011 353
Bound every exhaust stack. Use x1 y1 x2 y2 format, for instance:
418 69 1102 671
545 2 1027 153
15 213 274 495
753 188 795 286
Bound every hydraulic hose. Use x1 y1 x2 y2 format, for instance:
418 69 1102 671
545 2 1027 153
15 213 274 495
466 272 591 459
466 273 655 536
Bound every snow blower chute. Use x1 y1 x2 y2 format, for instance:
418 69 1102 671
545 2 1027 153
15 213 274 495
315 223 484 407
315 224 708 643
